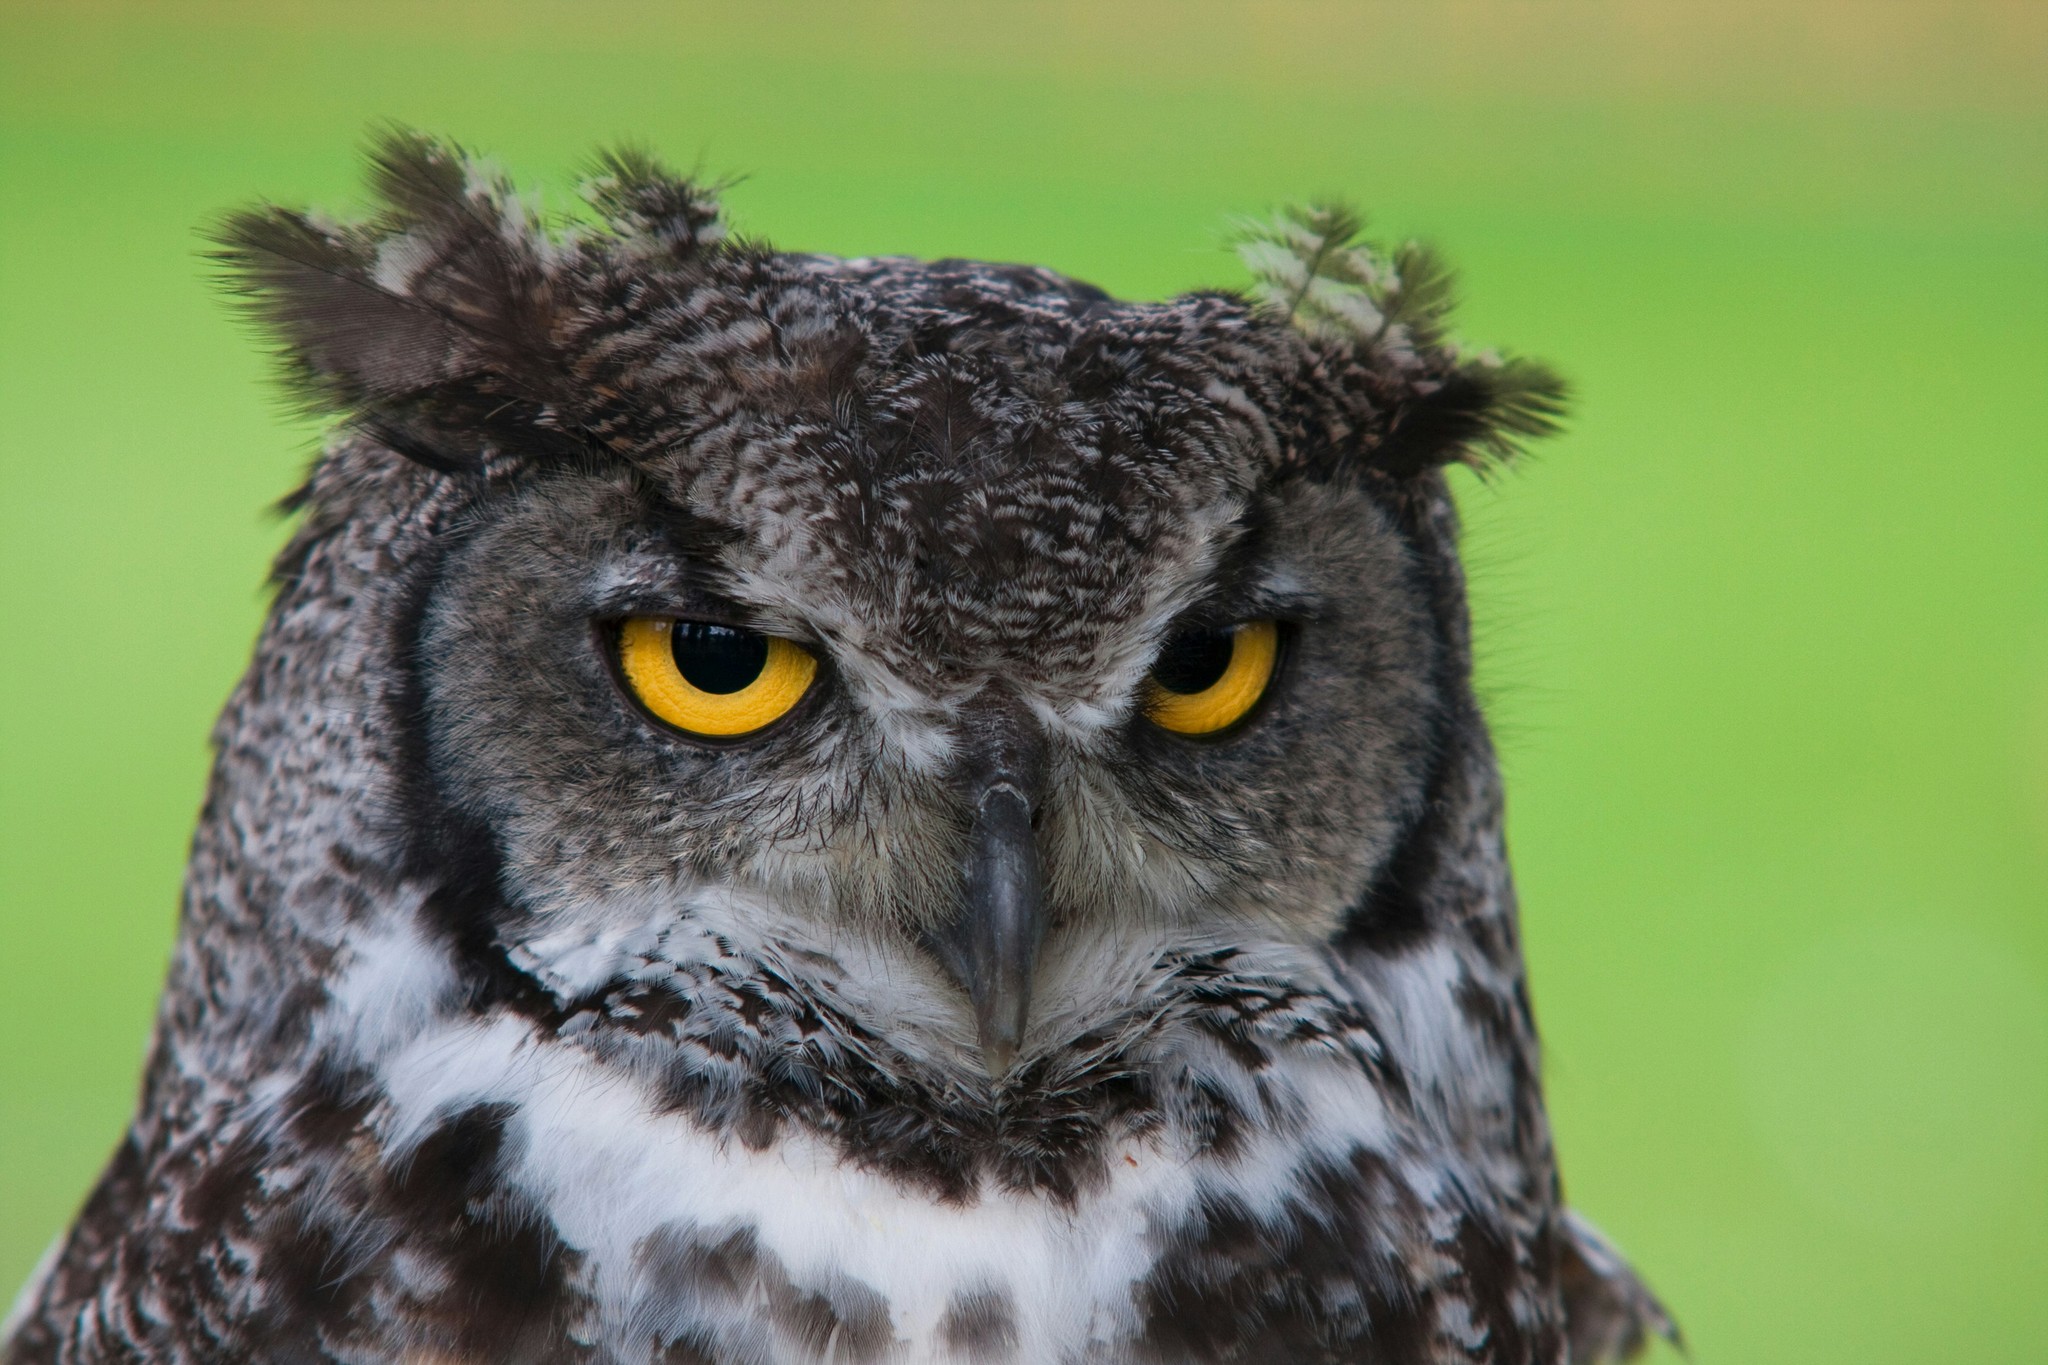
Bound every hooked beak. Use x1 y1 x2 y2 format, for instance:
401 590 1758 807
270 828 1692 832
926 712 1047 1078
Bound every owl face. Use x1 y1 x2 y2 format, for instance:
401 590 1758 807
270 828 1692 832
224 133 1556 1075
415 449 1441 1071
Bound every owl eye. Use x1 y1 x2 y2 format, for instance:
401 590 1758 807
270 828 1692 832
1142 619 1280 736
617 617 818 738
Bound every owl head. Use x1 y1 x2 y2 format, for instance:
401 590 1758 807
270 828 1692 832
214 130 1562 1080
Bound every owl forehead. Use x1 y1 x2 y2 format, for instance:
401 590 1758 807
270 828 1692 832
621 267 1273 695
691 397 1253 703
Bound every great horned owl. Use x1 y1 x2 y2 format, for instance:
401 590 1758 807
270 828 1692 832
4 133 1673 1365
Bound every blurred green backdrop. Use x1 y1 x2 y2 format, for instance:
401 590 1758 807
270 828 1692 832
2 1 2044 1359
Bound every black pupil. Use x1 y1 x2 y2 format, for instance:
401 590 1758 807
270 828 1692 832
671 622 769 694
1151 627 1235 695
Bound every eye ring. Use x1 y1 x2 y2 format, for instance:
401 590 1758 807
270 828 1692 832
616 616 818 739
1143 619 1281 737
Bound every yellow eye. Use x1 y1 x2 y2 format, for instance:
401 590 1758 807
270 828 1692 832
617 617 818 738
1142 619 1280 736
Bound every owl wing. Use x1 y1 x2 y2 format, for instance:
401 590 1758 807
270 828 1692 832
1557 1207 1680 1363
2 1134 148 1364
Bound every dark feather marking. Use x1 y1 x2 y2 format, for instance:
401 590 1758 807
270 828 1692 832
938 1283 1021 1363
281 1056 379 1153
1333 784 1445 956
375 518 566 1023
1334 469 1478 960
632 1223 897 1364
379 1103 589 1364
1132 1148 1554 1364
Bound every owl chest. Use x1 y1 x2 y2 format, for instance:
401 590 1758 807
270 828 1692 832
500 1080 1204 1362
371 1017 1419 1363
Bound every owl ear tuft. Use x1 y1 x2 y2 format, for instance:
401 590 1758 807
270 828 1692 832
1368 352 1569 479
210 126 578 472
1235 203 1567 476
580 145 727 262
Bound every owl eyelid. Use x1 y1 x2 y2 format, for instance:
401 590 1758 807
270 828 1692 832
598 607 754 636
602 612 829 659
1154 603 1313 640
593 587 746 621
1165 586 1323 633
592 592 814 642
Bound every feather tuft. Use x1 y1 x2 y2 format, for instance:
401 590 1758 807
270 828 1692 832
1236 201 1568 474
1234 202 1399 345
209 127 588 473
580 145 727 261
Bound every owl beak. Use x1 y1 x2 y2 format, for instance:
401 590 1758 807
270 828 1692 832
948 780 1045 1078
930 713 1049 1080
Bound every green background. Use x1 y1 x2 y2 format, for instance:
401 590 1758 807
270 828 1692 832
3 2 2044 1358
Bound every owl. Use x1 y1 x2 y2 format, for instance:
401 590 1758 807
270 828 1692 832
3 132 1673 1365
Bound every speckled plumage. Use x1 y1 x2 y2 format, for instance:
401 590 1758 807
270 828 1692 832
4 134 1671 1365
